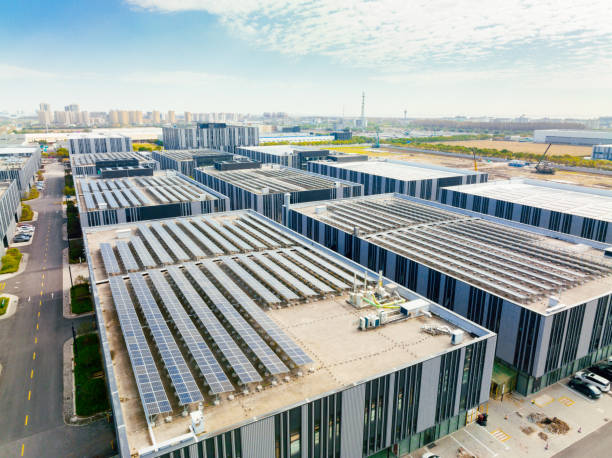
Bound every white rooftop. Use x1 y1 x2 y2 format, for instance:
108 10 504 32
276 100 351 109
315 158 476 180
236 145 295 156
446 179 612 222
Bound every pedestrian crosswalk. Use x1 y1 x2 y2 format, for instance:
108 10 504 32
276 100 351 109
491 428 511 442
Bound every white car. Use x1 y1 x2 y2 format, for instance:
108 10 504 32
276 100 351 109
574 371 610 393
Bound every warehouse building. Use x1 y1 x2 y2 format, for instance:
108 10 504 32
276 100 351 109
235 145 346 170
593 144 612 161
0 180 22 255
76 172 228 227
284 194 612 396
152 149 234 177
308 158 487 200
0 149 42 195
83 210 496 457
534 129 612 146
163 124 259 152
440 179 612 244
66 133 133 154
70 151 158 176
194 163 363 221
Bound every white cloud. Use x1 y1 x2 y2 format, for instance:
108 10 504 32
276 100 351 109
0 65 56 80
120 70 243 85
125 0 612 69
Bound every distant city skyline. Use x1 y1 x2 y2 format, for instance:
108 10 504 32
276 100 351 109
1 0 611 118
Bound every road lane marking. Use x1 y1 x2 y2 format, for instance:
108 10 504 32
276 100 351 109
39 300 42 306
32 352 36 360
37 311 40 318
464 427 501 455
558 396 575 406
491 428 511 442
28 390 31 400
21 443 24 456
24 415 28 426
42 274 44 279
34 337 37 344
36 323 39 330
40 291 43 296
30 369 34 379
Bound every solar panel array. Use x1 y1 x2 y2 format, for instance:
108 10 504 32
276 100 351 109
187 262 289 375
108 276 172 417
168 265 262 385
100 243 121 275
116 240 139 272
147 270 234 394
129 273 203 405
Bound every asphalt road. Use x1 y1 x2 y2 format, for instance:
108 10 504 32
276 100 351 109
0 161 114 457
553 419 612 458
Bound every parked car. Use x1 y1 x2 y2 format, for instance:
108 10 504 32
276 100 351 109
589 365 612 382
568 378 602 399
17 226 34 233
13 234 31 243
422 454 440 458
574 370 610 393
18 224 34 229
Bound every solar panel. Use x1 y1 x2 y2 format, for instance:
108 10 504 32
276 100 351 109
113 190 130 207
192 219 238 253
103 190 119 208
155 186 179 202
295 247 369 284
147 270 234 395
116 240 139 271
164 221 205 258
115 179 126 189
100 243 121 275
138 224 173 264
148 187 170 204
129 273 203 405
89 181 100 192
281 249 349 290
189 262 288 376
83 192 96 210
231 220 279 248
132 187 152 206
80 179 90 193
108 276 171 417
237 255 299 301
150 222 190 262
267 251 334 293
204 260 311 366
98 180 109 191
93 191 106 208
130 236 157 268
205 218 252 252
224 221 267 249
123 188 141 207
241 215 293 245
251 253 317 297
180 221 223 255
107 180 117 190
221 256 280 304
168 265 261 385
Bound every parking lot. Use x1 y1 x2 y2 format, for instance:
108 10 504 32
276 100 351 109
410 375 612 458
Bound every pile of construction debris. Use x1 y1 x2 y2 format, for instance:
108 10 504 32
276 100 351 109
527 412 570 434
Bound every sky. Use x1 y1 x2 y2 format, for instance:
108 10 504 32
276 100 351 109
0 0 611 118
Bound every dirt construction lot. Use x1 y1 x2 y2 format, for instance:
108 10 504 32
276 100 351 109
439 140 593 157
327 146 612 189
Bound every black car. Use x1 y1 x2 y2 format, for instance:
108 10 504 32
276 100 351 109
589 364 612 382
568 378 601 399
13 234 31 243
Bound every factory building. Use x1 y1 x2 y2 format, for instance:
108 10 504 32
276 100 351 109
194 163 363 221
83 210 496 457
534 129 612 146
284 194 612 396
70 152 158 176
75 172 228 227
593 144 612 161
162 123 259 152
0 180 22 256
308 158 487 200
151 149 234 177
66 133 133 154
0 148 42 195
235 145 346 170
440 179 612 244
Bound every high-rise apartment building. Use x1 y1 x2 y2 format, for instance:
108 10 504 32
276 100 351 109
118 110 129 126
129 110 143 125
162 123 259 151
54 111 69 126
151 110 161 123
38 103 52 126
109 110 119 125
167 110 176 124
184 111 192 124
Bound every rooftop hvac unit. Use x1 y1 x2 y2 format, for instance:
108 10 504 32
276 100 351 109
451 330 464 345
191 411 205 435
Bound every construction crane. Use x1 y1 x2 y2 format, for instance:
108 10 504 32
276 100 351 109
535 143 556 174
471 149 478 171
